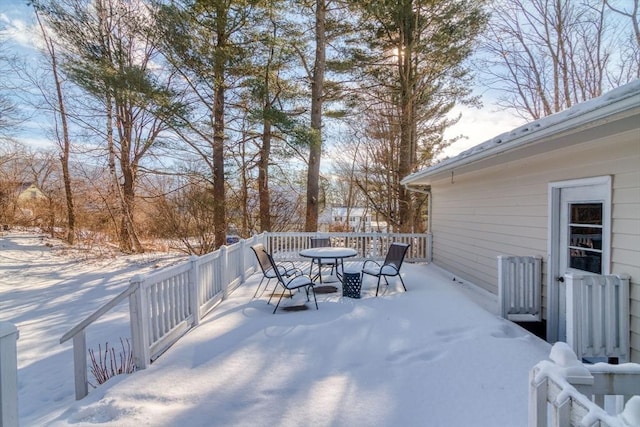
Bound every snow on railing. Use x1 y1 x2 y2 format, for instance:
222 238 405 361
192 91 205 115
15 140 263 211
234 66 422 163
565 273 630 363
529 342 640 427
59 231 431 400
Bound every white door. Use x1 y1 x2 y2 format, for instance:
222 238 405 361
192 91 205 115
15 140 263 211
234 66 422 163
548 176 611 342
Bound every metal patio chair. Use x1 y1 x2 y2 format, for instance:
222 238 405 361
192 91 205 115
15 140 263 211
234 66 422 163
250 244 297 299
361 242 410 296
263 249 318 314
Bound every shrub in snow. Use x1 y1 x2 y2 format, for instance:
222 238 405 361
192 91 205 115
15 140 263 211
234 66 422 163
88 338 135 387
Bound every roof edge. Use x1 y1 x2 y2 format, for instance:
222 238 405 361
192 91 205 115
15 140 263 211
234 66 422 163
402 80 640 186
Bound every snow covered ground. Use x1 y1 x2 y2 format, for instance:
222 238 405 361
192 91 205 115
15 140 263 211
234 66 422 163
1 231 552 426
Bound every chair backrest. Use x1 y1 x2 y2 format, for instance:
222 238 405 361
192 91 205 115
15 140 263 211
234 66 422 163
251 244 272 274
262 249 286 284
310 237 331 248
383 243 410 269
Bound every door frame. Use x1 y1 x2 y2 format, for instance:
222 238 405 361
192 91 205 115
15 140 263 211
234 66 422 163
546 175 612 342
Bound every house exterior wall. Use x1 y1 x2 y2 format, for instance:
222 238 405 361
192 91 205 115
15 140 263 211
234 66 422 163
429 129 640 362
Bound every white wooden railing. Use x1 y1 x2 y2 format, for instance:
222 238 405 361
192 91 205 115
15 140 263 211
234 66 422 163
0 322 19 427
565 273 630 363
498 255 543 321
265 231 431 262
529 342 640 427
59 232 430 400
60 234 266 400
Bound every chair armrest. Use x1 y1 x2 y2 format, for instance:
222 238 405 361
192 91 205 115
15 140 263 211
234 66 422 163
362 259 381 270
287 267 306 277
276 263 301 277
282 261 296 269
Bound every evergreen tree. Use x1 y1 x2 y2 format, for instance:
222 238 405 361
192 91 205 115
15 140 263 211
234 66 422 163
346 0 488 231
32 0 180 252
154 0 262 248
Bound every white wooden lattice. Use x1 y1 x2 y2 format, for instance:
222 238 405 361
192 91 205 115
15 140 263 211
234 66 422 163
565 273 630 363
498 255 542 321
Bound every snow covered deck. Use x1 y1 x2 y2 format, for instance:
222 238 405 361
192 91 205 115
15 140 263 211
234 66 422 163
53 263 551 426
11 230 639 426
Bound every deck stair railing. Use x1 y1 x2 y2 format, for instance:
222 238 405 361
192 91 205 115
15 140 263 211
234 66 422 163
59 234 266 400
58 232 431 401
565 273 630 363
529 342 640 427
498 255 543 321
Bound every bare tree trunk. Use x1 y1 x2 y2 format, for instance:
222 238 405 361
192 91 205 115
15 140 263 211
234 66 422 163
397 3 414 233
239 134 249 237
213 4 227 249
258 117 271 231
119 136 142 253
213 84 226 248
35 10 76 245
305 0 326 232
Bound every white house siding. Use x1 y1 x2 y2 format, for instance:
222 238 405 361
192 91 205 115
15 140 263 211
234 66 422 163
429 129 640 362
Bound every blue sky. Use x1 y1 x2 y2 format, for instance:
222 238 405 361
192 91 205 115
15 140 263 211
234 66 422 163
0 0 523 158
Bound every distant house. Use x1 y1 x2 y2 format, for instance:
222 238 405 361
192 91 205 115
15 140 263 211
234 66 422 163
17 183 46 205
333 207 370 232
402 80 640 362
318 206 385 232
14 183 48 222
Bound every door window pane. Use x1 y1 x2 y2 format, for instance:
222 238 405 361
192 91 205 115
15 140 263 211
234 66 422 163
569 251 602 274
571 203 602 224
567 203 603 274
569 226 603 250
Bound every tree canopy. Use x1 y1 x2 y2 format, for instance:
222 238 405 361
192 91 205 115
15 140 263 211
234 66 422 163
1 0 636 249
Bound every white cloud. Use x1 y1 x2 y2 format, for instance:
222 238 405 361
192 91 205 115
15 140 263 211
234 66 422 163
17 135 54 149
1 3 43 50
441 102 526 160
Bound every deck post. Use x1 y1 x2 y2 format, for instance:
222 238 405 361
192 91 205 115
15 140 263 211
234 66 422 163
189 255 200 326
71 331 88 400
0 322 19 427
528 368 548 427
240 239 247 284
129 277 151 370
220 246 229 300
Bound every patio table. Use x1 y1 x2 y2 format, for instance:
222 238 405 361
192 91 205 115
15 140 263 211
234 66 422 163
299 247 357 284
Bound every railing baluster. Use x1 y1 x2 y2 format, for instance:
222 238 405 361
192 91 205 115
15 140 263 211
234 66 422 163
151 284 160 340
605 277 616 355
172 277 179 326
593 277 603 353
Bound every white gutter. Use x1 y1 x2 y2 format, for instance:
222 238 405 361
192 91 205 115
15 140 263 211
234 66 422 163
401 80 640 186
